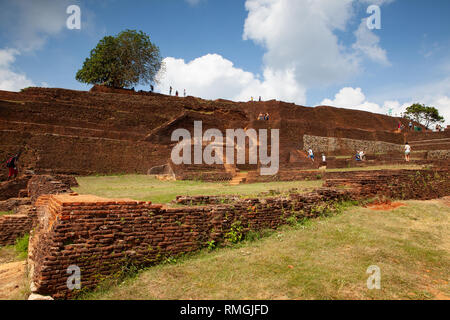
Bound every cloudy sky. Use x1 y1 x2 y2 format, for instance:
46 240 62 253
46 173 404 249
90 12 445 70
0 0 449 124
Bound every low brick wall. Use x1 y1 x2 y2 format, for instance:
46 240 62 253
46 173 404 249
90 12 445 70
0 176 31 201
0 175 75 246
27 168 450 299
173 195 242 205
303 134 404 155
246 170 323 183
27 175 75 203
0 213 34 246
324 169 450 200
178 171 233 182
28 189 353 299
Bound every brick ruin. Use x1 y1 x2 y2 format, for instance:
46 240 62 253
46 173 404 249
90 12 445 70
0 86 449 299
20 168 448 299
0 175 76 246
1 87 448 182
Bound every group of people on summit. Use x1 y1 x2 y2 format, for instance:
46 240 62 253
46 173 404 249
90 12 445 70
168 86 186 97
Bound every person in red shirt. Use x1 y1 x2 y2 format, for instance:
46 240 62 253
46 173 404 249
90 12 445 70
6 153 19 181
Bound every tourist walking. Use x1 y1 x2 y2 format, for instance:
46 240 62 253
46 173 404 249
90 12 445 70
6 153 20 181
405 142 411 162
307 148 314 162
169 86 172 96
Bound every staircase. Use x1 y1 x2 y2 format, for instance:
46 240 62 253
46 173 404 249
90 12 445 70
229 172 249 186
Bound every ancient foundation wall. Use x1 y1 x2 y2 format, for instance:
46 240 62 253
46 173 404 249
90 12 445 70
28 189 352 299
303 134 404 154
0 130 171 180
0 214 34 246
28 168 450 299
0 175 75 246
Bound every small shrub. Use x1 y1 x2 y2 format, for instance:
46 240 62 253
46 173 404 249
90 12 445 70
225 221 243 244
207 240 216 250
15 233 29 259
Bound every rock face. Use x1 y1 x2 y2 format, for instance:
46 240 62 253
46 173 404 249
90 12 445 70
2 86 447 181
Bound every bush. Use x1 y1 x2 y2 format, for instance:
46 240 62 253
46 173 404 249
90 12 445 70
15 233 29 259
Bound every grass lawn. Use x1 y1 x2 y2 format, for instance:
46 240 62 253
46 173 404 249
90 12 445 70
74 175 323 204
82 199 450 300
0 211 13 216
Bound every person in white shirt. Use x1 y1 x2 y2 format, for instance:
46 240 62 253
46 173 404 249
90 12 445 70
308 148 314 162
322 153 326 163
359 150 365 161
404 143 411 162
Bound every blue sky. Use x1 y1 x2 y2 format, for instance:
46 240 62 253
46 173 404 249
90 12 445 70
0 0 449 124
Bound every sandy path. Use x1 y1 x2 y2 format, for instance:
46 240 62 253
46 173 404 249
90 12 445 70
0 261 26 300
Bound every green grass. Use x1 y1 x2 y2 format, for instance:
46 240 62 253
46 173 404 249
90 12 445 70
0 211 13 216
74 175 322 204
82 200 450 300
14 234 29 260
0 234 29 264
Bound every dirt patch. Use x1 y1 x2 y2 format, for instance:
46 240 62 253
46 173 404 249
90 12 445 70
440 196 450 207
367 202 406 211
0 261 26 300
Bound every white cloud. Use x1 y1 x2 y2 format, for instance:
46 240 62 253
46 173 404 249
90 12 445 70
321 87 383 113
157 54 306 103
0 48 34 91
353 19 390 65
322 86 450 126
0 0 73 51
243 0 360 87
157 0 394 107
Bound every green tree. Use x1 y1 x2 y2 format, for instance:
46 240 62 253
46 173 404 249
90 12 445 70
76 29 163 88
404 103 444 129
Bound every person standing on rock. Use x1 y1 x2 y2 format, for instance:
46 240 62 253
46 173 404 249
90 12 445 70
184 89 186 97
175 90 179 97
404 142 411 162
6 153 19 181
169 86 172 95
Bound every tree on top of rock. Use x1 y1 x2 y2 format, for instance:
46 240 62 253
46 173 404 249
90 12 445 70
76 29 164 88
404 103 445 129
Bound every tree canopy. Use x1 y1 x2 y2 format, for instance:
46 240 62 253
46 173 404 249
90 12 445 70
404 103 445 129
76 29 163 88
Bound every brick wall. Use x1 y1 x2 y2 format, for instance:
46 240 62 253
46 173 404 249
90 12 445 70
303 134 404 155
0 213 34 246
27 168 450 299
28 189 353 299
324 169 450 200
0 175 75 246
